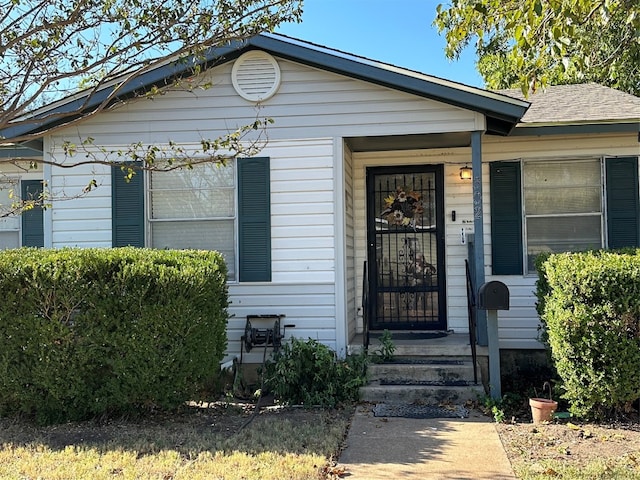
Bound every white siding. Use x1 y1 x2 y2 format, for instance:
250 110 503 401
266 139 336 283
483 132 640 160
48 57 484 148
49 163 113 248
43 53 481 358
41 48 639 354
47 136 338 360
0 161 43 176
227 282 337 364
351 132 639 350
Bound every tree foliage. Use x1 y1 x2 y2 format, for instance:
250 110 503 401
0 0 301 214
1 0 302 140
435 0 640 96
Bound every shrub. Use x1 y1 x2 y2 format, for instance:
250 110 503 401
0 247 228 423
262 338 367 407
537 250 640 419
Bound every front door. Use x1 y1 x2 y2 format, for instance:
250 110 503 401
366 165 446 330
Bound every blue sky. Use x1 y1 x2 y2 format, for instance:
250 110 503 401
276 0 483 87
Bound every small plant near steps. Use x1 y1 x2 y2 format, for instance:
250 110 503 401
372 329 396 362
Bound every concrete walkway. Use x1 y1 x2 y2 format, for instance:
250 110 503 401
337 404 516 480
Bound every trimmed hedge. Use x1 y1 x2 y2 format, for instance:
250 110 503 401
536 250 640 419
0 248 228 423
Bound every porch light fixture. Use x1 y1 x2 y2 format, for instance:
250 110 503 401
459 165 472 180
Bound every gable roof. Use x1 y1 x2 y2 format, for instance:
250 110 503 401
1 33 529 142
496 83 640 135
249 34 529 135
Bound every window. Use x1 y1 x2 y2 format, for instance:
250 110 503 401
0 178 44 249
0 179 20 249
524 159 603 271
149 162 237 278
490 157 639 275
113 158 271 282
141 156 271 282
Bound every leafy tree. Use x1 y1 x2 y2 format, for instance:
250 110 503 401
0 0 302 214
435 0 640 96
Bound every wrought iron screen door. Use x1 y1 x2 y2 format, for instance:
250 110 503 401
366 165 446 330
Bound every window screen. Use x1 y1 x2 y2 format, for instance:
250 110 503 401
524 159 602 271
149 162 236 278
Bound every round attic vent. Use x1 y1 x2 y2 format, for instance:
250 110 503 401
231 51 281 102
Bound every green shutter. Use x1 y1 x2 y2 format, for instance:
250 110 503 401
21 180 44 247
606 157 639 249
112 166 144 247
238 157 271 282
490 161 523 275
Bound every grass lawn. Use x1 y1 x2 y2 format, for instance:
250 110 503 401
0 403 352 480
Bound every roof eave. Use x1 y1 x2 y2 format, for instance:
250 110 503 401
510 120 640 136
0 51 219 142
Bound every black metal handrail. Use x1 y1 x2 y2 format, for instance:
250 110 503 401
362 260 370 350
465 259 478 384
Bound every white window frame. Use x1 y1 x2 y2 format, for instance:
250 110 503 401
0 177 22 249
146 160 239 281
521 157 605 274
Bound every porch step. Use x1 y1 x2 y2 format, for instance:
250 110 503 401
368 360 475 384
354 333 488 405
360 384 484 404
385 343 486 357
352 333 488 358
362 358 483 404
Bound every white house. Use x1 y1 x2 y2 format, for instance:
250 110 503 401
1 34 639 364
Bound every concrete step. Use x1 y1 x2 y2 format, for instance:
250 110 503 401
386 343 483 357
349 333 488 357
360 384 484 404
368 361 476 384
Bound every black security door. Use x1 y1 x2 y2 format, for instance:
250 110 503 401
366 165 446 330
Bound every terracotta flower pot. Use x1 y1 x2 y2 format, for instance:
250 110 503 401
529 398 558 424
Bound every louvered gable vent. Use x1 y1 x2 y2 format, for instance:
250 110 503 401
232 51 281 102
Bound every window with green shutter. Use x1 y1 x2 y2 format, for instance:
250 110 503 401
146 157 271 282
112 166 145 247
238 157 271 282
491 156 640 275
606 157 639 249
490 161 523 275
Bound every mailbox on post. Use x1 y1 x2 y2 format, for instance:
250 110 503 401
477 280 510 400
478 281 510 311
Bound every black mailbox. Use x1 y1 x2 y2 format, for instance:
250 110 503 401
478 281 510 310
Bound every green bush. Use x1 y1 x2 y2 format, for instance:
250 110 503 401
0 247 228 423
262 338 367 407
537 250 640 419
